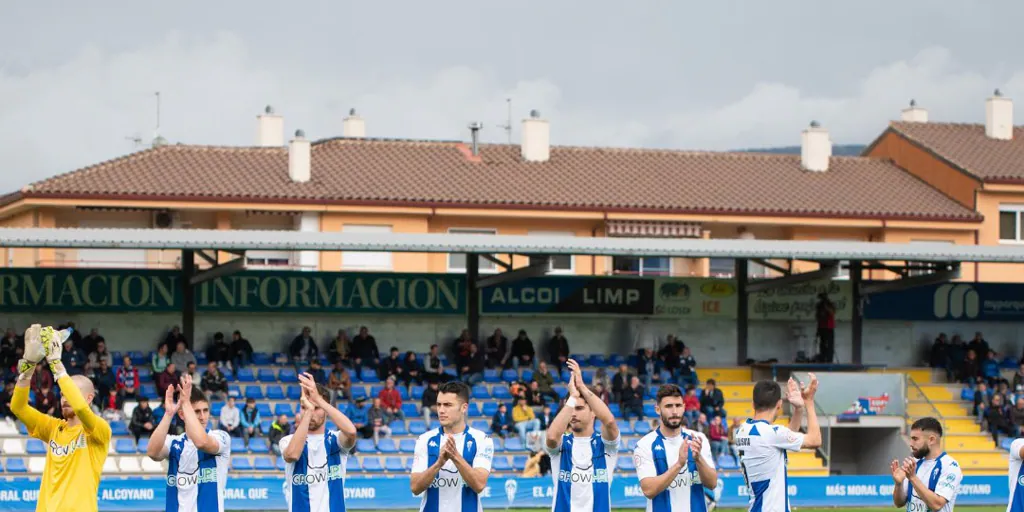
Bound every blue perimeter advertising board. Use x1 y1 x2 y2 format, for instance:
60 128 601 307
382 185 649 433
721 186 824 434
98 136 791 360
0 475 1005 510
863 281 1024 322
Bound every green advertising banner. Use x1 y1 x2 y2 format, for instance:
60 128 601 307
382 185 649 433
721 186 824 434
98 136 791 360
651 278 739 319
0 269 465 315
748 279 853 321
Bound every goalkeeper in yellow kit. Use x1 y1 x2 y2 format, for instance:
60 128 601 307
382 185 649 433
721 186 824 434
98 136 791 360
11 324 111 512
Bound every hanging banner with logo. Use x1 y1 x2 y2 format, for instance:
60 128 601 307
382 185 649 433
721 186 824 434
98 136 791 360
652 278 738 318
0 474 1006 510
748 279 853 321
789 371 905 416
864 282 1024 322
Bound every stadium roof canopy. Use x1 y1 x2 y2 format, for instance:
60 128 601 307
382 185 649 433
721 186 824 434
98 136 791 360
3 227 1024 263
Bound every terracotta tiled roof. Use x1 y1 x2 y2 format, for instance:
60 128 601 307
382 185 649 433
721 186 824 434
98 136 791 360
890 121 1024 182
12 138 979 221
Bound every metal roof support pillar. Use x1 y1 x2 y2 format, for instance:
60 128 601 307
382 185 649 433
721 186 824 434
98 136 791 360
736 259 749 365
181 249 196 351
850 260 863 364
467 253 480 344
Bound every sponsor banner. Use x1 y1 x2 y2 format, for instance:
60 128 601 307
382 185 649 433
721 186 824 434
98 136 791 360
0 269 465 315
791 371 905 416
653 278 738 319
480 276 655 315
864 281 1024 322
748 279 853 321
0 475 1005 509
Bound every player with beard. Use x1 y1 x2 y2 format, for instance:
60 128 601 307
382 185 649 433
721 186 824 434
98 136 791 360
280 373 358 512
545 358 620 512
410 381 494 512
11 325 111 512
634 385 717 512
892 417 962 512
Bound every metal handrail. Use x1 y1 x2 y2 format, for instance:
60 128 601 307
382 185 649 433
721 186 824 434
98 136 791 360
906 376 943 448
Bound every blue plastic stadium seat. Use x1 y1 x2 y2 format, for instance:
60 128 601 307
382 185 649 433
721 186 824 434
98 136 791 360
492 387 512 400
570 354 586 364
140 384 158 399
254 457 275 471
355 439 376 453
492 456 512 471
550 371 563 384
378 438 398 454
625 438 638 451
210 401 224 416
399 439 417 453
278 369 298 383
646 387 658 400
430 420 441 430
232 458 253 471
961 388 975 401
287 385 302 400
130 351 147 366
1002 437 1014 451
634 422 652 435
274 404 294 417
504 437 524 451
582 370 595 383
257 369 277 383
609 354 625 366
235 369 256 383
553 385 568 399
265 386 285 400
277 457 286 470
408 420 427 435
470 420 490 434
249 438 270 453
483 369 500 383
608 404 621 418
17 423 28 436
401 403 419 417
260 420 272 435
5 458 28 472
643 404 658 418
252 353 273 365
231 437 247 453
389 421 407 436
244 386 264 400
482 403 498 416
272 353 288 365
472 386 490 399
588 355 608 367
410 386 425 400
350 386 368 400
512 455 528 471
385 457 404 472
361 457 383 472
256 403 272 417
618 422 634 435
196 354 208 365
137 368 152 381
370 386 384 397
501 369 517 382
717 455 739 470
111 421 129 436
522 370 533 382
618 457 636 470
138 438 150 453
468 403 483 417
398 387 409 400
115 439 136 454
26 439 45 455
360 370 380 383
228 385 242 398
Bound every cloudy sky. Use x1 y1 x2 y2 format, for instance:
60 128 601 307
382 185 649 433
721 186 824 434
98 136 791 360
0 1 1020 192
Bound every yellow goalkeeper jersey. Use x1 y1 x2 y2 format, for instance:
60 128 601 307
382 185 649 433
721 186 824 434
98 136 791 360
13 376 112 512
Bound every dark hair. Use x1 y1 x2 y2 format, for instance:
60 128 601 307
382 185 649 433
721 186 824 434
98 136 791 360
438 381 470 403
656 384 684 404
685 385 696 393
910 417 943 437
752 380 782 412
189 385 209 404
315 384 331 404
706 379 716 386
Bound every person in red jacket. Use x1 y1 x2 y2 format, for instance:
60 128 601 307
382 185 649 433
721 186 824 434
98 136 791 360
378 377 404 423
115 355 139 399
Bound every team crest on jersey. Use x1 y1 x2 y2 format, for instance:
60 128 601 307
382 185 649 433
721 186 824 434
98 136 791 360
1018 474 1024 487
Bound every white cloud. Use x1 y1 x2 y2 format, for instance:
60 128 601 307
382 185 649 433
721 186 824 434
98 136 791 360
0 34 1021 192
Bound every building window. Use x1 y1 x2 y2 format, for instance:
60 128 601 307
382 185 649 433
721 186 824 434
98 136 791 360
528 231 574 274
612 256 671 276
447 228 498 272
342 225 394 270
1000 207 1024 242
246 251 292 268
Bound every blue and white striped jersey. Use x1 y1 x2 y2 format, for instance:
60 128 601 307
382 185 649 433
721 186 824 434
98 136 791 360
545 432 620 512
163 429 232 512
280 431 353 512
734 420 801 512
634 428 714 512
411 426 494 512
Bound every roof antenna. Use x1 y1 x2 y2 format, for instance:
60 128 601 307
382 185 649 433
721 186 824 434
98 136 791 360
497 98 512 144
151 91 168 147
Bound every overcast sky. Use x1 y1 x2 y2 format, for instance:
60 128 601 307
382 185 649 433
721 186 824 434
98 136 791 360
0 1 1020 192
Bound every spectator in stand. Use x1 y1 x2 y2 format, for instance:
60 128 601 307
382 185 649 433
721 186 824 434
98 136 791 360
973 381 990 421
230 330 253 370
983 393 1012 442
82 328 105 357
326 329 350 367
241 397 262 446
220 396 242 437
345 397 371 439
30 364 52 398
86 340 113 373
538 404 553 430
678 347 698 387
156 363 177 397
327 362 351 403
401 351 422 389
694 412 709 435
116 356 139 399
170 340 196 371
547 326 570 366
307 359 328 386
367 398 391 444
969 332 990 364
592 367 610 391
184 361 199 381
525 381 546 407
512 397 540 440
728 417 743 463
592 382 610 404
0 381 13 419
700 379 726 419
0 330 18 373
201 362 228 401
379 347 403 382
1012 397 1024 436
815 293 836 363
658 335 684 373
268 414 292 455
1013 364 1024 392
485 328 509 369
423 344 447 384
420 380 439 424
491 403 514 438
611 364 631 403
206 332 231 368
379 377 404 423
961 349 981 384
99 388 124 422
457 343 485 386
708 415 728 460
532 362 558 403
129 396 155 442
509 329 536 372
350 326 380 377
36 383 58 417
982 350 1001 387
163 325 188 351
452 329 475 367
637 348 656 389
289 326 319 373
621 375 645 421
152 344 171 374
61 335 86 376
683 385 700 427
90 359 116 400
929 333 949 370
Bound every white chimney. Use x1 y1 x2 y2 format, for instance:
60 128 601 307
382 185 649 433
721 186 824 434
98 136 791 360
986 89 1013 140
901 99 929 123
342 108 366 138
289 129 311 183
521 109 550 162
800 121 832 172
256 105 284 147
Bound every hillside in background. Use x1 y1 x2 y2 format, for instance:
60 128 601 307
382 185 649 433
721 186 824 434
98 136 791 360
738 144 867 156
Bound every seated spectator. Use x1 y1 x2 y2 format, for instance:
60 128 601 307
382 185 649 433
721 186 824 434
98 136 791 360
351 326 380 377
1012 397 1024 437
592 383 610 405
728 417 743 462
163 325 187 352
346 397 371 439
379 377 404 423
1012 364 1024 392
708 416 728 460
86 340 113 373
592 367 611 390
206 332 231 368
458 343 485 386
379 347 403 382
683 386 700 427
423 344 447 384
308 360 328 386
512 397 540 439
525 381 546 407
0 381 13 419
0 329 18 371
677 347 698 388
36 384 58 417
611 364 631 403
156 363 178 397
982 350 1001 387
960 349 981 384
82 328 106 357
220 396 242 438
201 362 228 401
184 361 199 381
401 351 422 389
326 329 350 367
533 362 559 404
89 359 116 399
30 364 53 398
983 393 1012 442
421 381 439 424
240 397 262 446
367 398 391 444
116 356 139 399
230 330 254 370
637 348 656 389
693 413 709 435
152 344 171 374
973 381 990 421
491 403 514 438
452 329 475 369
537 404 553 430
929 333 949 370
289 326 319 373
509 330 536 372
268 414 292 455
99 388 124 422
621 376 645 421
61 336 86 376
129 396 155 441
485 329 509 369
700 379 726 419
327 363 351 403
547 327 570 367
170 341 196 372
